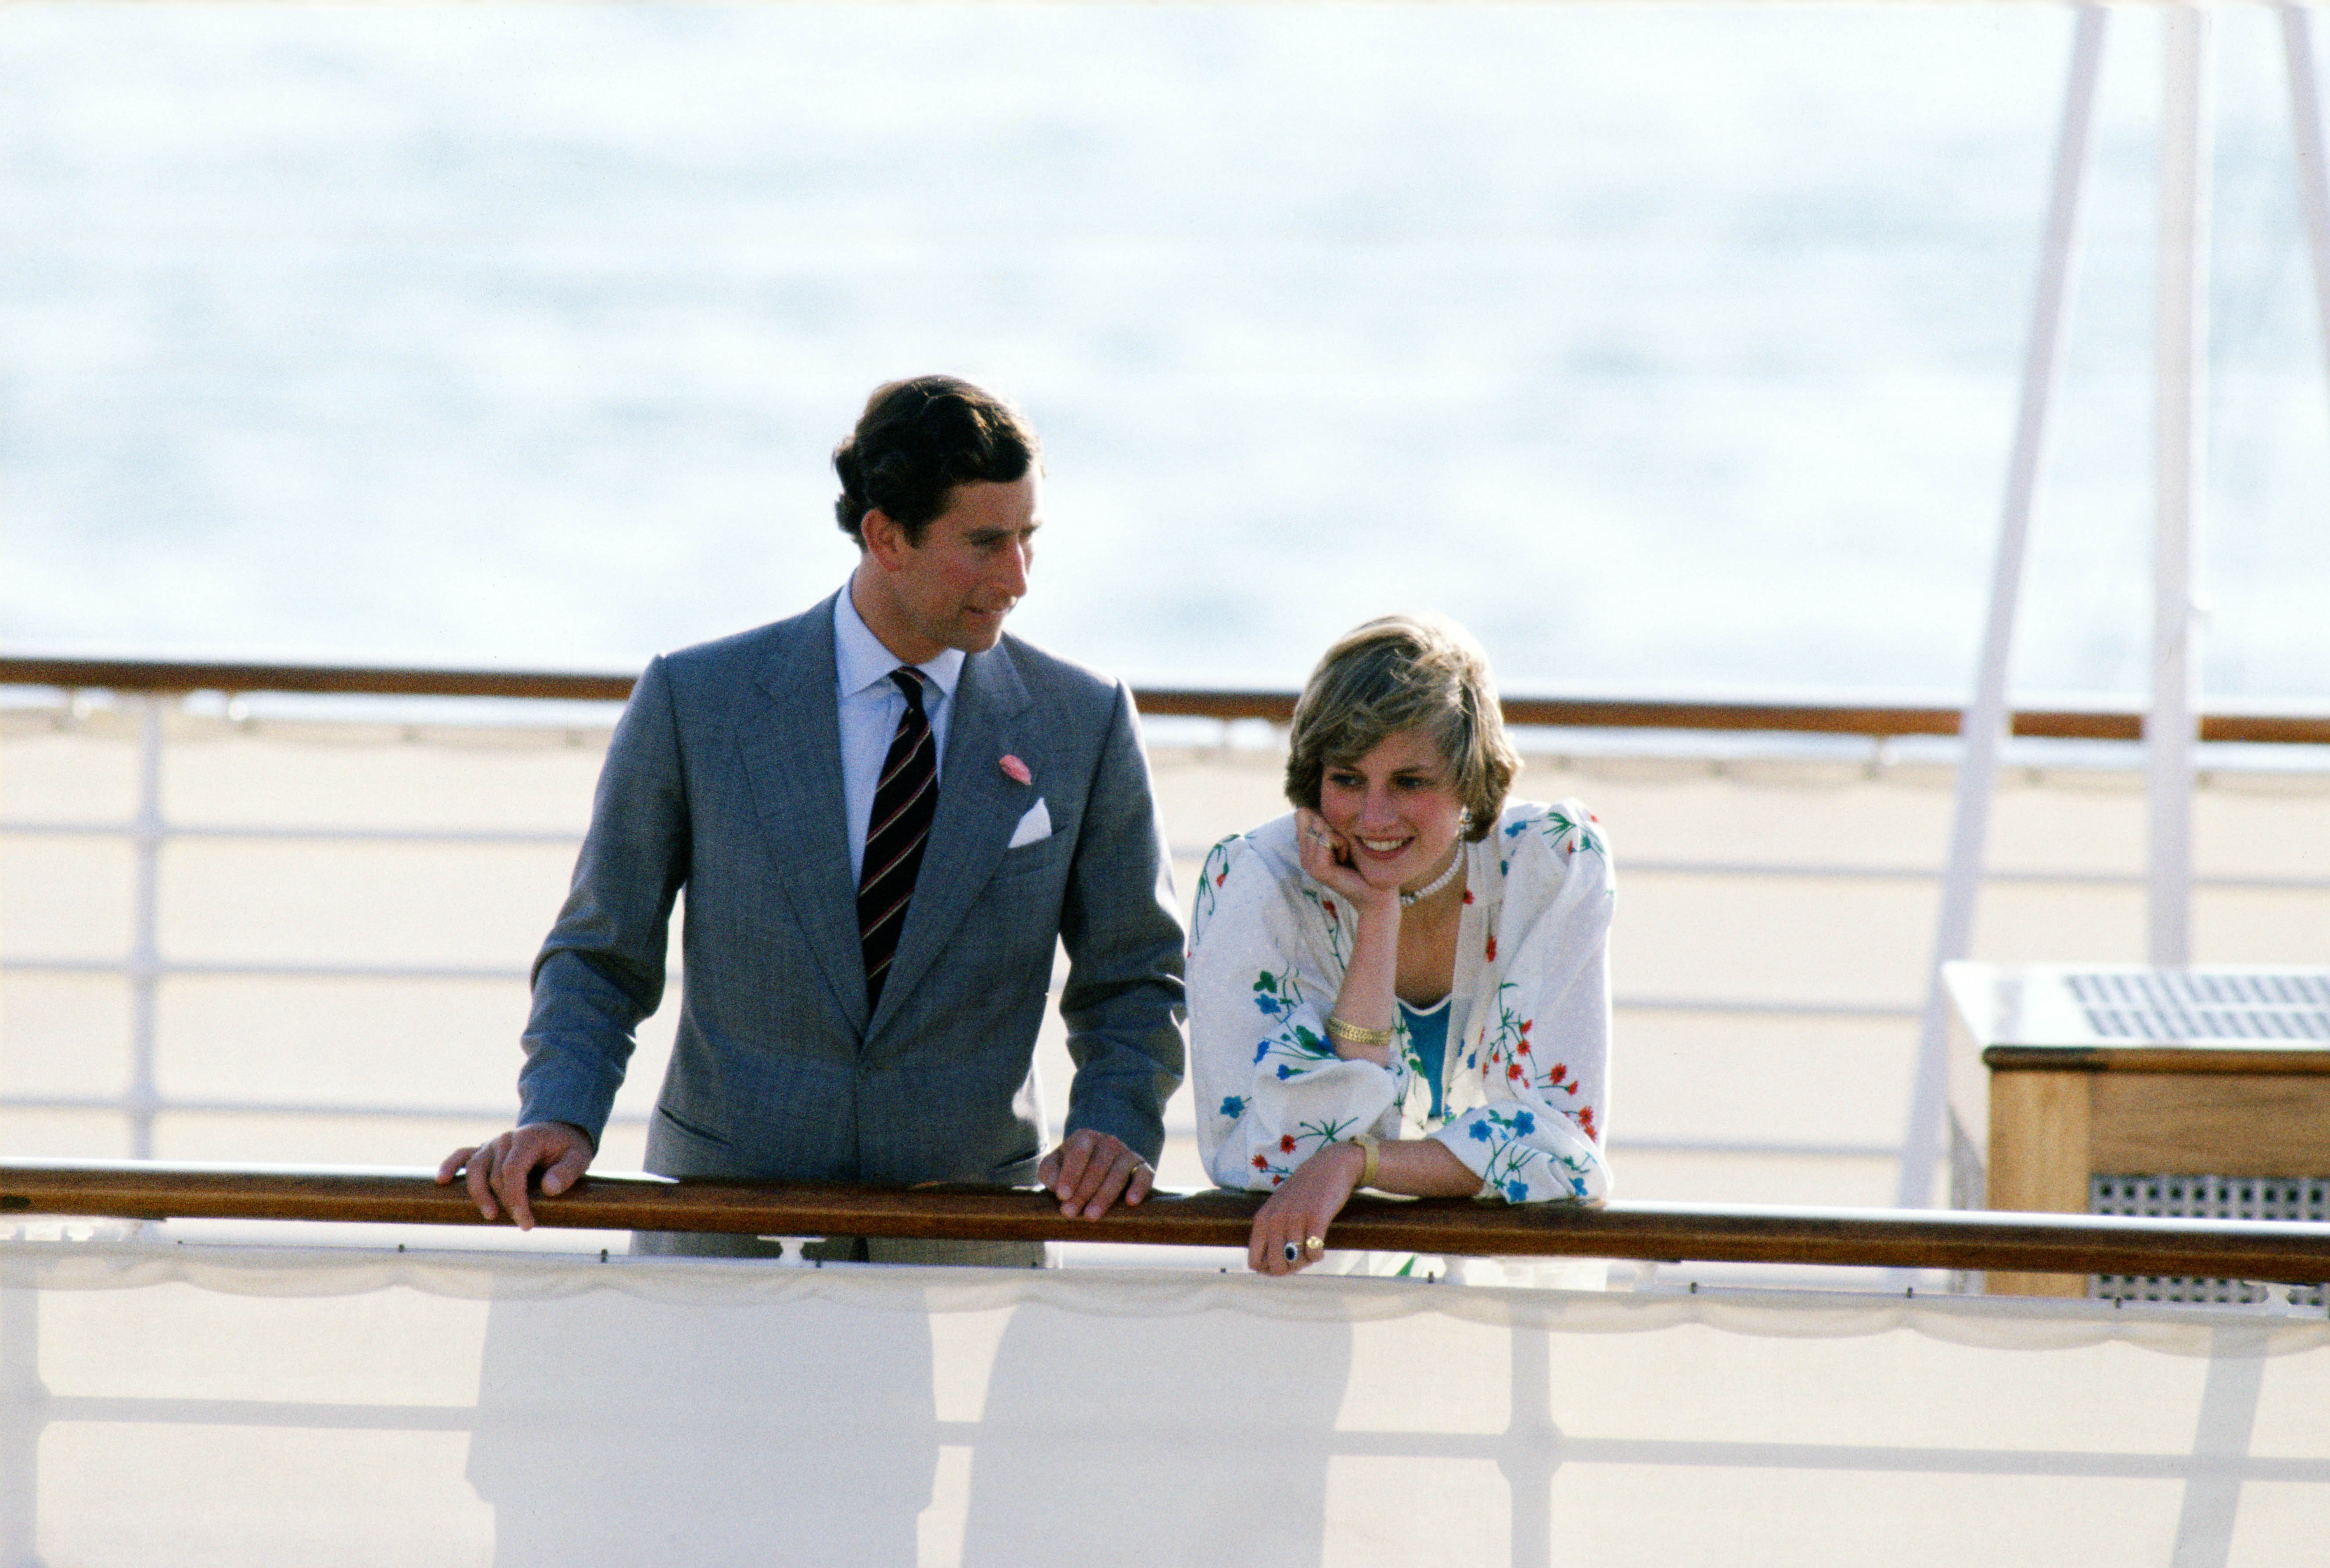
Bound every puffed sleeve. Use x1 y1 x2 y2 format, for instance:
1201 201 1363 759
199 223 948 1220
1431 801 1614 1204
1188 828 1412 1191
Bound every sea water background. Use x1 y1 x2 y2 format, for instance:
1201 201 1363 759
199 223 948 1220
3 4 2326 703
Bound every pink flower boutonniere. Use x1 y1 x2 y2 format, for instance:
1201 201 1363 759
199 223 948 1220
998 754 1032 785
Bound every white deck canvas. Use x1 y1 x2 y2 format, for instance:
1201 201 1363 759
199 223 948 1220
5 1238 2327 1567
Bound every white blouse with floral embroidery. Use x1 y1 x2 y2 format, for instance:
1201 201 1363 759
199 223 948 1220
1188 799 1614 1205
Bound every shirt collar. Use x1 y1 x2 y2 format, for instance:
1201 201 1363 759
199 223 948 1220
833 579 965 703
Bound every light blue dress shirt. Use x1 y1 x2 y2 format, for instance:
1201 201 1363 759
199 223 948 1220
834 582 964 885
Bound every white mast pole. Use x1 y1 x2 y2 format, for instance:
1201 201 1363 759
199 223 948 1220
2283 7 2330 394
1897 9 2108 1210
2150 7 2209 969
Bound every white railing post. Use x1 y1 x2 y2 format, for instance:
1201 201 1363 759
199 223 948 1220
1 690 65 1555
1503 1323 1551 1568
2150 7 2210 969
0 1253 43 1568
1899 9 2106 1210
127 696 166 1159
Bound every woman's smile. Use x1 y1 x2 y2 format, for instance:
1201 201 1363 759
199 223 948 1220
1316 728 1464 895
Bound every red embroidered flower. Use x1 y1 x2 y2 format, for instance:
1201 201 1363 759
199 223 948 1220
1269 1174 1284 1187
1507 1063 1525 1081
1251 1154 1269 1170
1485 936 1497 961
1279 1134 1298 1154
1548 1063 1565 1085
1579 1105 1598 1139
1462 889 1474 905
1323 899 1337 920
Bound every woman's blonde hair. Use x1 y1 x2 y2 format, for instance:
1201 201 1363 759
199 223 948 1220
1283 613 1519 842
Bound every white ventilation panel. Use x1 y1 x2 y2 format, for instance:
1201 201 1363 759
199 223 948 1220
1946 963 2330 1049
2065 970 2330 1043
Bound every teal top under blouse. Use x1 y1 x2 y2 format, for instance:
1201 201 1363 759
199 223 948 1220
1399 995 1453 1121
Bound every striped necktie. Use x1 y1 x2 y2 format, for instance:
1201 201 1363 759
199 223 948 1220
858 668 938 1010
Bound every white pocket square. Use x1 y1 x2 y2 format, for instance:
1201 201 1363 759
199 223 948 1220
1007 798 1053 849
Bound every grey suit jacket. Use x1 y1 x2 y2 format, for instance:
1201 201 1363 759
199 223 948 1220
516 593 1186 1188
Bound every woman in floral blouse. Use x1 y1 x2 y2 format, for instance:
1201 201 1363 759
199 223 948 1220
1189 612 1613 1274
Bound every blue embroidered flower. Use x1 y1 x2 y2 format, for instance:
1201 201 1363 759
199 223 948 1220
1505 1179 1530 1203
1253 1042 1269 1064
1219 1096 1245 1119
1511 1111 1536 1136
1275 1064 1294 1080
1569 1176 1589 1198
1504 820 1526 839
1468 1121 1492 1142
1255 995 1280 1017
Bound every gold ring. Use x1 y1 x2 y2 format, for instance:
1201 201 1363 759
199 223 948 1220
1304 1235 1326 1253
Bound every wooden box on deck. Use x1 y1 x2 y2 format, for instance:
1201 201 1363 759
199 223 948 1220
1944 964 2330 1296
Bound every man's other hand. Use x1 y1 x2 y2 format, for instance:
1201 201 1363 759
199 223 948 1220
436 1121 595 1230
1037 1129 1154 1219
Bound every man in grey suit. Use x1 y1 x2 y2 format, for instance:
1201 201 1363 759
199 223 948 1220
439 376 1186 1261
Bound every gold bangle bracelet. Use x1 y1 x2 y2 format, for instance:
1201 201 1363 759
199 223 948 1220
1325 1014 1395 1047
1348 1132 1382 1190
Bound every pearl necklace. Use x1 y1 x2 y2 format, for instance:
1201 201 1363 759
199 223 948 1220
1399 847 1464 908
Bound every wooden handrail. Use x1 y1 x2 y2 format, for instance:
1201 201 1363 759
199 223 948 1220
6 1163 2329 1284
1984 1044 2330 1074
0 656 640 704
9 655 2330 743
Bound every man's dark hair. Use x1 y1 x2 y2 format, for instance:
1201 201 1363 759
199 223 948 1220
832 376 1040 546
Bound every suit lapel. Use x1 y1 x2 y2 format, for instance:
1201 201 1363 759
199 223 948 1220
867 639 1035 1037
737 595 868 1033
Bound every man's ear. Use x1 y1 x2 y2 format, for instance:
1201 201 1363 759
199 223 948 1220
861 508 911 572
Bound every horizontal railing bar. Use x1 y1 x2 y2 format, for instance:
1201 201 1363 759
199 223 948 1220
1614 997 1920 1019
1608 1136 1903 1160
6 1162 2328 1281
11 656 2330 744
0 1097 1890 1161
1621 859 2330 893
185 825 582 847
26 1401 2330 1482
1983 1045 2330 1074
1 658 638 703
0 821 582 846
0 958 533 982
0 1095 1890 1161
18 816 2329 894
0 956 1896 1020
0 1094 652 1125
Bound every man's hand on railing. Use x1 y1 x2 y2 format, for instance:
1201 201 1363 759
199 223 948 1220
437 1122 595 1229
1036 1128 1154 1220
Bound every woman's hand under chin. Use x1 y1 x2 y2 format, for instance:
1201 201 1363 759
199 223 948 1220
1248 1140 1366 1275
1294 807 1399 917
